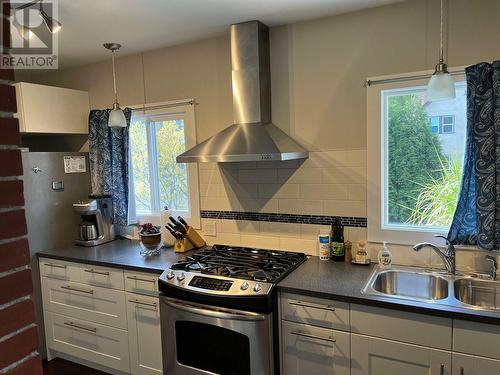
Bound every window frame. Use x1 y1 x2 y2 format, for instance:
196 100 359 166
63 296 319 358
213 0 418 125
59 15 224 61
128 100 201 229
367 69 465 245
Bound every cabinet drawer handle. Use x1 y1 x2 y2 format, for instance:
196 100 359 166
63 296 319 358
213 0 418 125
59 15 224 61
64 321 97 333
289 300 336 311
44 263 67 269
60 285 94 294
460 368 464 375
126 275 156 283
84 268 110 276
128 299 157 308
440 364 445 375
291 331 336 343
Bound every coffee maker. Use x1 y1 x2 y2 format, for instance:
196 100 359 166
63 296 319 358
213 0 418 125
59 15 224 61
74 194 115 246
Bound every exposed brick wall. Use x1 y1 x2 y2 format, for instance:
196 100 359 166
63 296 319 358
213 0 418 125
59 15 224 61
0 0 42 373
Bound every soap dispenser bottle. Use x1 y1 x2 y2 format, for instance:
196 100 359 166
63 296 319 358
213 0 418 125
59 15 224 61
378 241 392 268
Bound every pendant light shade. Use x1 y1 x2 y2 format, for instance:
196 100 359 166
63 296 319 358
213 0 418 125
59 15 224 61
427 0 455 102
109 103 127 128
39 8 62 33
104 43 127 128
427 63 456 101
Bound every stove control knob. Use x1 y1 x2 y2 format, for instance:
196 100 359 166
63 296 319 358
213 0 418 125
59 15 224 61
166 271 175 280
240 281 249 291
253 283 262 292
177 272 185 282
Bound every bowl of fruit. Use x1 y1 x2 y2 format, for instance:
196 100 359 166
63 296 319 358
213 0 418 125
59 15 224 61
139 223 162 256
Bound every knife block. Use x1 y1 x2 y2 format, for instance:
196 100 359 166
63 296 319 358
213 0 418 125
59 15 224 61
174 238 195 253
173 227 206 253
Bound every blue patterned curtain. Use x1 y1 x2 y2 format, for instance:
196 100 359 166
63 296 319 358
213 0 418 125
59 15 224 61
448 61 500 250
88 108 132 226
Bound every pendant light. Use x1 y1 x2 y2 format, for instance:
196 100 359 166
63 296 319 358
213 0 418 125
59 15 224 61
427 0 455 101
104 43 127 128
39 1 62 34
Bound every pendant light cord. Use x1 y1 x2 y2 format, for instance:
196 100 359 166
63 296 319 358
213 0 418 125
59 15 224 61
439 0 444 64
111 51 118 104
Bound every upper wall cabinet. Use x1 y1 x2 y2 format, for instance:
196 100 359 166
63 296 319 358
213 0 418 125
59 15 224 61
15 82 90 134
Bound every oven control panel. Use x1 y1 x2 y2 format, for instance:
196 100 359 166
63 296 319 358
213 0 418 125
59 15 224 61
159 270 273 296
189 276 233 291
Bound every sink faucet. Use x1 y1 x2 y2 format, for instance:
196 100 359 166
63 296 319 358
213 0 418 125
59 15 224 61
413 235 456 274
486 255 497 280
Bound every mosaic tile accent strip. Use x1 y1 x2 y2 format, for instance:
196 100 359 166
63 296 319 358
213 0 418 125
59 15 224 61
201 210 367 228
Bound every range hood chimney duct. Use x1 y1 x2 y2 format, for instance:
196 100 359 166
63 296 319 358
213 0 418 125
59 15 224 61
176 21 308 163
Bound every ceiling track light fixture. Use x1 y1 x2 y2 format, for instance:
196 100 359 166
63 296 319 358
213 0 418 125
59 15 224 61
104 43 127 128
15 0 62 34
427 0 455 101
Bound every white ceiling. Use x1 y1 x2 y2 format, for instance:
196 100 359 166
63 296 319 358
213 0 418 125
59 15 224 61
54 0 403 69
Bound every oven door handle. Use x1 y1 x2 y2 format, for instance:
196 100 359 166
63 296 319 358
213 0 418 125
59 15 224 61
165 299 267 321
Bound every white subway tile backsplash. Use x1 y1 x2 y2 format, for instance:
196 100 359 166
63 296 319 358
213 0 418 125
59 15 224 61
279 237 317 256
300 223 330 239
279 199 323 215
240 234 280 249
258 183 300 199
223 183 260 198
322 166 366 184
239 198 279 213
260 222 302 238
302 150 366 169
239 169 277 184
348 184 367 201
299 184 349 200
221 220 260 234
201 196 240 211
323 200 366 217
278 168 322 184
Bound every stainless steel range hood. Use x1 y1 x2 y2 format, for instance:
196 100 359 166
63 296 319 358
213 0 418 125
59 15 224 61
176 21 308 163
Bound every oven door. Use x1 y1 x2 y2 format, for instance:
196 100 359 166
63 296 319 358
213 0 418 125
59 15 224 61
160 296 273 375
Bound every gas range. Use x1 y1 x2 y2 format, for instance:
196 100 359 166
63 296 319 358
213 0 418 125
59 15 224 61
158 244 307 312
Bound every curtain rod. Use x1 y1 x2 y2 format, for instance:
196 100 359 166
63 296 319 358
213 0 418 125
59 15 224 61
364 70 464 87
131 99 196 112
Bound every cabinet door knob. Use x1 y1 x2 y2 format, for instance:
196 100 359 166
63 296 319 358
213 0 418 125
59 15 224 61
440 364 445 375
460 367 464 375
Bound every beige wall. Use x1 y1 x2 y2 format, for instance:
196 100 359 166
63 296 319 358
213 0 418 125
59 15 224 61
24 0 500 264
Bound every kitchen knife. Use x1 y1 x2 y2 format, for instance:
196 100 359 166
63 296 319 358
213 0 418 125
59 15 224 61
165 226 182 240
178 216 189 228
169 217 187 234
166 223 183 235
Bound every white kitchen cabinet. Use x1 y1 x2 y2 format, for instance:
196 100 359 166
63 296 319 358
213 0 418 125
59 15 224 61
452 353 500 375
351 333 452 375
41 277 127 329
15 82 90 134
281 320 350 375
126 292 163 375
45 311 130 373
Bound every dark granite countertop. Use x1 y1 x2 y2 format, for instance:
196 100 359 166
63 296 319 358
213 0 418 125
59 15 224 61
37 241 500 324
36 238 196 274
277 256 500 325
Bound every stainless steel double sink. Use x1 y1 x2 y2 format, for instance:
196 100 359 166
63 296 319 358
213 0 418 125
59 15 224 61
362 265 500 311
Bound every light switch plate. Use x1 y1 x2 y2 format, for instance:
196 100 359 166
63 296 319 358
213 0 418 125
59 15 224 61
202 221 217 237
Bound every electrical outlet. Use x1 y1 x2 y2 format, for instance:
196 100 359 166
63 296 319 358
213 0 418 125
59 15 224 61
202 221 217 237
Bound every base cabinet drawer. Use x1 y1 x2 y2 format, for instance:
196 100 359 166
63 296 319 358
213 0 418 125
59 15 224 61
281 320 350 375
79 265 124 290
41 277 127 329
126 293 162 374
351 334 451 375
453 353 500 375
280 293 350 331
453 320 500 360
125 271 159 296
45 311 130 373
40 259 79 281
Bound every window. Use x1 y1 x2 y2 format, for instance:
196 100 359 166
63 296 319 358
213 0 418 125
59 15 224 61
429 115 455 134
367 70 466 244
129 101 200 227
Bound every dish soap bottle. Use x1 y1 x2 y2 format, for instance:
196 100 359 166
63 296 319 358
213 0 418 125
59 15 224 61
378 241 392 268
